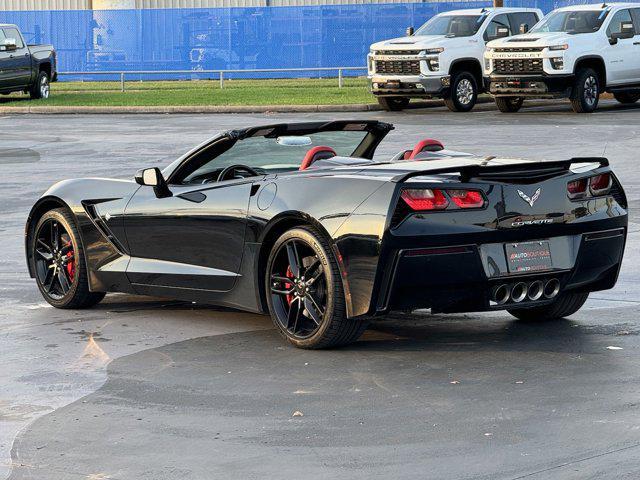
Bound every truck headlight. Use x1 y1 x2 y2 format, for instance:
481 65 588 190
548 44 569 51
427 58 439 71
484 57 491 71
424 47 444 55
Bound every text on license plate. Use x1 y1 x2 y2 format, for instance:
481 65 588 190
505 241 553 273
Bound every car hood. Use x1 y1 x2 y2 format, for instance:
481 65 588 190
487 31 576 48
371 35 450 51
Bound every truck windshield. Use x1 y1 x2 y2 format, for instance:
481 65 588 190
531 9 609 34
415 14 488 37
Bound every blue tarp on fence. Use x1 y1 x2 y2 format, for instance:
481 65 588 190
0 1 636 80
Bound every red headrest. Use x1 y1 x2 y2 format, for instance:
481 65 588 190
407 139 445 159
300 146 337 171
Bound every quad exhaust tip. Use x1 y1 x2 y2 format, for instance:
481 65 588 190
544 278 560 299
527 280 544 301
493 284 510 305
511 282 528 303
491 278 560 305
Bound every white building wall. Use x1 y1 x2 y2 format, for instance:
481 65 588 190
0 0 90 9
0 0 454 9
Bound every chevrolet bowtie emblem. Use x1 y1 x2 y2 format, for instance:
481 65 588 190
517 188 541 207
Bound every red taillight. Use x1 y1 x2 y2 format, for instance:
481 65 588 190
589 173 611 195
400 189 448 211
567 178 588 199
447 189 486 209
568 173 612 200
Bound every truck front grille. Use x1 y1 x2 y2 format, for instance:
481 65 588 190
375 60 420 76
378 50 421 56
494 47 544 53
494 58 543 75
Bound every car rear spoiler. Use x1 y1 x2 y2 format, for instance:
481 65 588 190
391 157 610 183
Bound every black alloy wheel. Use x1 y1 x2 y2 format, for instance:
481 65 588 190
34 217 76 300
266 227 367 349
31 208 105 308
269 237 328 338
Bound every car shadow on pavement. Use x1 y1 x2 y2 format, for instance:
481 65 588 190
8 313 634 480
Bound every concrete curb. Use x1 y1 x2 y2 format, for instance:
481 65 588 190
0 104 386 114
0 95 500 115
0 97 496 114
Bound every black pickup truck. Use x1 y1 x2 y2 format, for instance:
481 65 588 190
0 24 56 100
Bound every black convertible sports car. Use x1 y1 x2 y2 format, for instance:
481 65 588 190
26 121 627 348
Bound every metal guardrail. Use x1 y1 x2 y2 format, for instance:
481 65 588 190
58 67 369 92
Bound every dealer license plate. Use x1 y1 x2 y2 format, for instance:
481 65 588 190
385 80 401 89
505 241 553 273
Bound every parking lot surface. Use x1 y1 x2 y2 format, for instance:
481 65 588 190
1 102 640 480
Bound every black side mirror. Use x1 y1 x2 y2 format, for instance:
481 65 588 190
406 26 414 36
610 21 635 44
135 167 171 198
496 26 510 38
519 23 529 34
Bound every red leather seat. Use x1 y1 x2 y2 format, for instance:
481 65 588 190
404 139 445 159
300 146 337 171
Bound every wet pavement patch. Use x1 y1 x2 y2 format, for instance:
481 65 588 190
8 321 640 480
0 148 40 164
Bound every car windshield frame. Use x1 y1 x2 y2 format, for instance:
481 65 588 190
165 121 393 185
530 9 610 34
414 12 489 37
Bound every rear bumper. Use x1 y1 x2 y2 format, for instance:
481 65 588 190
484 74 574 97
376 226 626 314
369 75 450 97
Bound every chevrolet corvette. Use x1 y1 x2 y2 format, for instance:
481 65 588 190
26 121 627 348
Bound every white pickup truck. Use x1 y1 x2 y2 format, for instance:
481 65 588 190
368 7 542 112
484 3 640 113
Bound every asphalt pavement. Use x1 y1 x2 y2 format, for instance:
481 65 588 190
1 100 640 480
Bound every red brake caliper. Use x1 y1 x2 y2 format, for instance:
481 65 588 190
285 266 295 305
64 241 75 282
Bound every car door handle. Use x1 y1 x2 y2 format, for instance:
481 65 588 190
177 191 206 203
634 42 640 45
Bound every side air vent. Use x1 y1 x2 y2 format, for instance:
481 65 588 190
83 203 127 253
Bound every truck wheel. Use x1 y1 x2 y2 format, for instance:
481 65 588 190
495 97 524 113
30 71 50 100
613 92 640 104
444 71 477 112
265 226 368 349
507 292 589 322
377 97 409 111
570 68 599 113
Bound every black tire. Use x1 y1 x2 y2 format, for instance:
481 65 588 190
30 208 105 309
570 68 599 113
377 97 409 111
495 97 524 113
29 71 51 100
507 292 589 322
444 71 478 112
613 92 640 104
265 226 368 349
